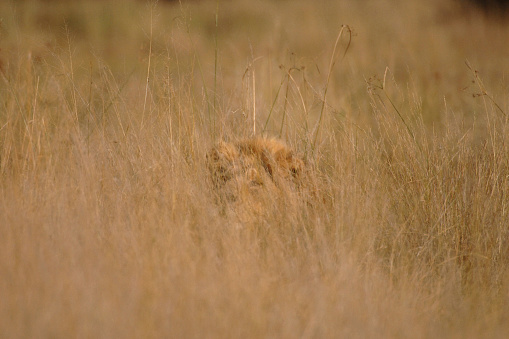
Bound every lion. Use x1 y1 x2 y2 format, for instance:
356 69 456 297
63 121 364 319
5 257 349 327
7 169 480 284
206 137 318 219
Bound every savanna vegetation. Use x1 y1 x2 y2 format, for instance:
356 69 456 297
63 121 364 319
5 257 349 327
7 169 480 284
1 0 509 337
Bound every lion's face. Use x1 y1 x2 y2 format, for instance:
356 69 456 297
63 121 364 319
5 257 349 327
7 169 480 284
206 138 308 206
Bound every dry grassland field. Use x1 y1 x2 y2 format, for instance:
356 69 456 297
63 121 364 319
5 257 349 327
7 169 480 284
1 0 509 337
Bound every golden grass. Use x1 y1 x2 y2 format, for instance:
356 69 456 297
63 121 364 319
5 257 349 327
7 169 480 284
1 0 509 337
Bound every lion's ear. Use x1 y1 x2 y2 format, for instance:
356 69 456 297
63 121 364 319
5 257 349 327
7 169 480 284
274 149 302 178
206 142 238 187
218 142 239 162
290 155 305 177
260 150 275 178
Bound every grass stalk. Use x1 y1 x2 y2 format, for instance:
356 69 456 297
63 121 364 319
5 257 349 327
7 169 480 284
142 2 154 130
312 25 351 149
214 1 219 140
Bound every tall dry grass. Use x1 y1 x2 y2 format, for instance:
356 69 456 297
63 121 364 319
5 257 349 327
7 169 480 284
1 0 509 337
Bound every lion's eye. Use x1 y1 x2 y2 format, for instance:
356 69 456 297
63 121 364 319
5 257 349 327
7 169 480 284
250 180 263 187
215 167 232 182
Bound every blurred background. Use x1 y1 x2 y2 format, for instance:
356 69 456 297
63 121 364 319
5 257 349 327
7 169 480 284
1 0 508 131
